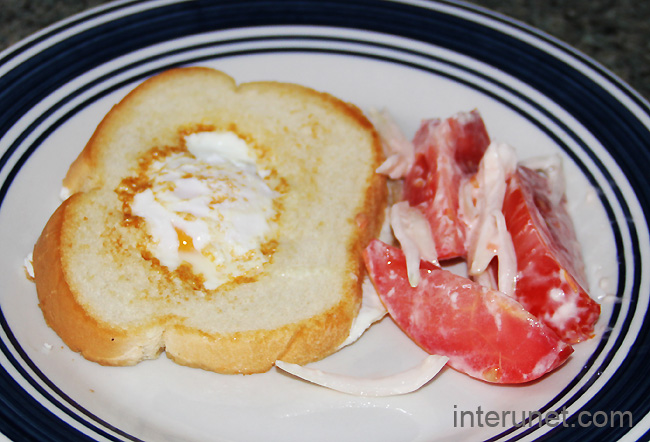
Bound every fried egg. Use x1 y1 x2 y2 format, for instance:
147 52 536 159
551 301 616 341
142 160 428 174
130 131 278 290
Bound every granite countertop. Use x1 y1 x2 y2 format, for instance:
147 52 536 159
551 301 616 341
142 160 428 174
0 0 648 100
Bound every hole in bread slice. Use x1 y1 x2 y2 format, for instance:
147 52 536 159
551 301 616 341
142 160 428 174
33 67 386 374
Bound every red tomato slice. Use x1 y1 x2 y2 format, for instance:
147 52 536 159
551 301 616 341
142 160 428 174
503 166 600 344
364 239 573 384
450 110 492 174
403 110 490 260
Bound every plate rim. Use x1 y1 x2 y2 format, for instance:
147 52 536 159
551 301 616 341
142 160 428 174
1 1 649 441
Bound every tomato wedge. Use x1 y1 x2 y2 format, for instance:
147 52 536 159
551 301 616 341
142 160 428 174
403 110 490 260
503 166 600 344
363 239 573 384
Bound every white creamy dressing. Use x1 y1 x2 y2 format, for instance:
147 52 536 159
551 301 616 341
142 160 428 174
518 155 611 330
131 131 277 290
521 158 618 305
529 351 565 380
326 110 601 393
460 142 518 297
367 108 415 179
569 184 617 303
389 201 438 287
304 111 610 395
483 289 504 332
545 299 580 331
519 154 566 206
544 269 582 331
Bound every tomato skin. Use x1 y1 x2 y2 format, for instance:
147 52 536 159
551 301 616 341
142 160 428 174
449 110 491 174
403 119 441 206
403 111 490 260
364 239 573 384
503 167 600 344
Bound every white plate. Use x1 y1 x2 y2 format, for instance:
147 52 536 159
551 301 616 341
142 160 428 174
1 1 649 441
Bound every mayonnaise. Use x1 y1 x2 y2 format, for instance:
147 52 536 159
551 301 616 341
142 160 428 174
460 142 517 297
367 108 415 179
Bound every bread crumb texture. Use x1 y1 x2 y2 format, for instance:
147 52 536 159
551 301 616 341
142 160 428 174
33 67 386 373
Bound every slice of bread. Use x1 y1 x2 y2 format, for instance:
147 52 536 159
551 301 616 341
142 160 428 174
33 67 386 374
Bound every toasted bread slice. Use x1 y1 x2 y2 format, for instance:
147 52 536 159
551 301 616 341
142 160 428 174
33 67 386 374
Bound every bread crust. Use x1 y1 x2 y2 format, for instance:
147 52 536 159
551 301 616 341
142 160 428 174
33 196 360 371
33 195 165 366
33 67 386 374
164 288 358 374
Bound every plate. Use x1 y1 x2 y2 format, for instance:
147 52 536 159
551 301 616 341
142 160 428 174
1 1 649 441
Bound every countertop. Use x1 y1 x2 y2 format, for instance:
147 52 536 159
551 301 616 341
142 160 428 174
0 0 648 100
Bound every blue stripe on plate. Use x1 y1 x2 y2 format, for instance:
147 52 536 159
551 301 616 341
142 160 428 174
0 12 636 442
0 1 648 441
0 41 632 442
0 365 106 442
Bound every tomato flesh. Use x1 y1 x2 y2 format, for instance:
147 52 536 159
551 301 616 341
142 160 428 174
364 239 573 384
403 110 490 260
503 166 600 343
